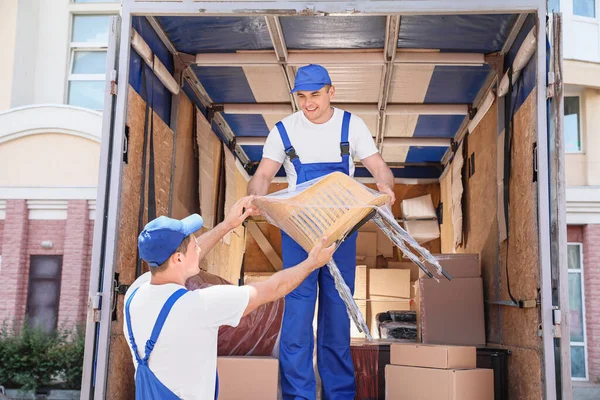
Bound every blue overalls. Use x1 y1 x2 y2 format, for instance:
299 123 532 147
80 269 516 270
277 111 357 400
125 287 219 400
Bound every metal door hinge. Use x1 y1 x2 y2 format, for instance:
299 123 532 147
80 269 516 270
547 72 555 99
110 70 118 96
92 293 102 322
553 307 562 338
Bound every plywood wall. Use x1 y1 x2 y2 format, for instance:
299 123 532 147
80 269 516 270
171 92 199 220
439 90 543 400
196 109 222 229
107 87 174 400
198 143 248 284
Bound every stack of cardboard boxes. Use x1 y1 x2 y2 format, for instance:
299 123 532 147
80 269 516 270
353 226 414 340
385 343 494 399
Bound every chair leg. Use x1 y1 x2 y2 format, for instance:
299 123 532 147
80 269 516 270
373 208 452 281
325 259 373 340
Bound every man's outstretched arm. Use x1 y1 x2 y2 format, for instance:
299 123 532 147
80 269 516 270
242 237 334 316
196 196 257 262
247 158 282 196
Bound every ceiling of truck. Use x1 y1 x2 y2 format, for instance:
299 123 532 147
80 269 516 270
131 13 536 181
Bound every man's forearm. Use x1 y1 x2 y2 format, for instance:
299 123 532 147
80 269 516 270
374 165 394 189
248 259 315 306
247 175 271 196
196 221 233 262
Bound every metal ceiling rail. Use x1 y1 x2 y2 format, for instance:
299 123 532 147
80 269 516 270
194 51 487 67
220 103 469 115
234 136 452 147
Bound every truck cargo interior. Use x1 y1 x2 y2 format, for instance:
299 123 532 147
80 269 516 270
83 2 568 399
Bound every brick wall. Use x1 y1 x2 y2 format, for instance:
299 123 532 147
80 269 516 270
583 224 600 381
568 225 583 243
0 200 29 325
0 201 95 328
57 201 88 327
0 220 4 249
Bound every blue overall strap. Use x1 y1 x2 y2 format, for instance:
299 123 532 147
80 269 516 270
276 121 303 168
340 111 351 173
125 287 142 364
142 288 188 362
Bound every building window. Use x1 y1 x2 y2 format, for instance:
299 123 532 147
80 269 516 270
26 256 63 332
565 96 582 153
567 243 588 380
68 14 112 111
574 0 596 18
548 0 560 12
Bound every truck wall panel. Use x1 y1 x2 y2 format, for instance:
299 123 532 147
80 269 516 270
440 94 501 344
500 90 540 346
440 86 543 398
171 92 199 220
198 144 248 284
107 87 174 399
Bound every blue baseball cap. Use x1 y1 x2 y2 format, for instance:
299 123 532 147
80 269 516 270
138 214 203 267
291 64 332 93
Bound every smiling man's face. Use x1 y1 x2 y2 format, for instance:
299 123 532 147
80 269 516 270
296 85 335 124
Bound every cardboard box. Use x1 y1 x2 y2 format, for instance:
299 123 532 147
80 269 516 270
368 299 411 339
385 365 494 400
368 268 411 299
423 254 480 279
419 277 486 346
403 220 440 244
217 357 278 400
401 194 437 219
351 300 368 338
356 255 377 268
388 261 420 282
390 343 476 369
359 221 394 258
354 265 367 300
357 232 377 257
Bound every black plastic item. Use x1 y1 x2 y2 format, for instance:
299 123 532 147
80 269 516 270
476 347 512 400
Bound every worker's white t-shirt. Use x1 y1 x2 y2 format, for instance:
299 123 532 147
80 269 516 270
262 108 379 190
123 272 251 399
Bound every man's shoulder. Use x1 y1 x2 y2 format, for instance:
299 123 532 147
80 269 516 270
280 111 304 125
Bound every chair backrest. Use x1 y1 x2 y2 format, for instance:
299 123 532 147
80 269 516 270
253 172 390 251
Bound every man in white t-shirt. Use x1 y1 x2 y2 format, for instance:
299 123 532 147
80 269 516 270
247 64 395 400
123 196 335 400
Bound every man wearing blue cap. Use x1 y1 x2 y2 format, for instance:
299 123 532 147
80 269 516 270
123 196 335 399
248 64 395 399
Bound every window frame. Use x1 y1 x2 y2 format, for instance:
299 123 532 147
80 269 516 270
567 242 589 381
572 0 597 20
564 94 584 154
66 13 114 111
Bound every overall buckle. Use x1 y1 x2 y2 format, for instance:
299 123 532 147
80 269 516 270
340 142 350 156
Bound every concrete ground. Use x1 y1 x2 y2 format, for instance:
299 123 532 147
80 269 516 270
573 383 600 400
